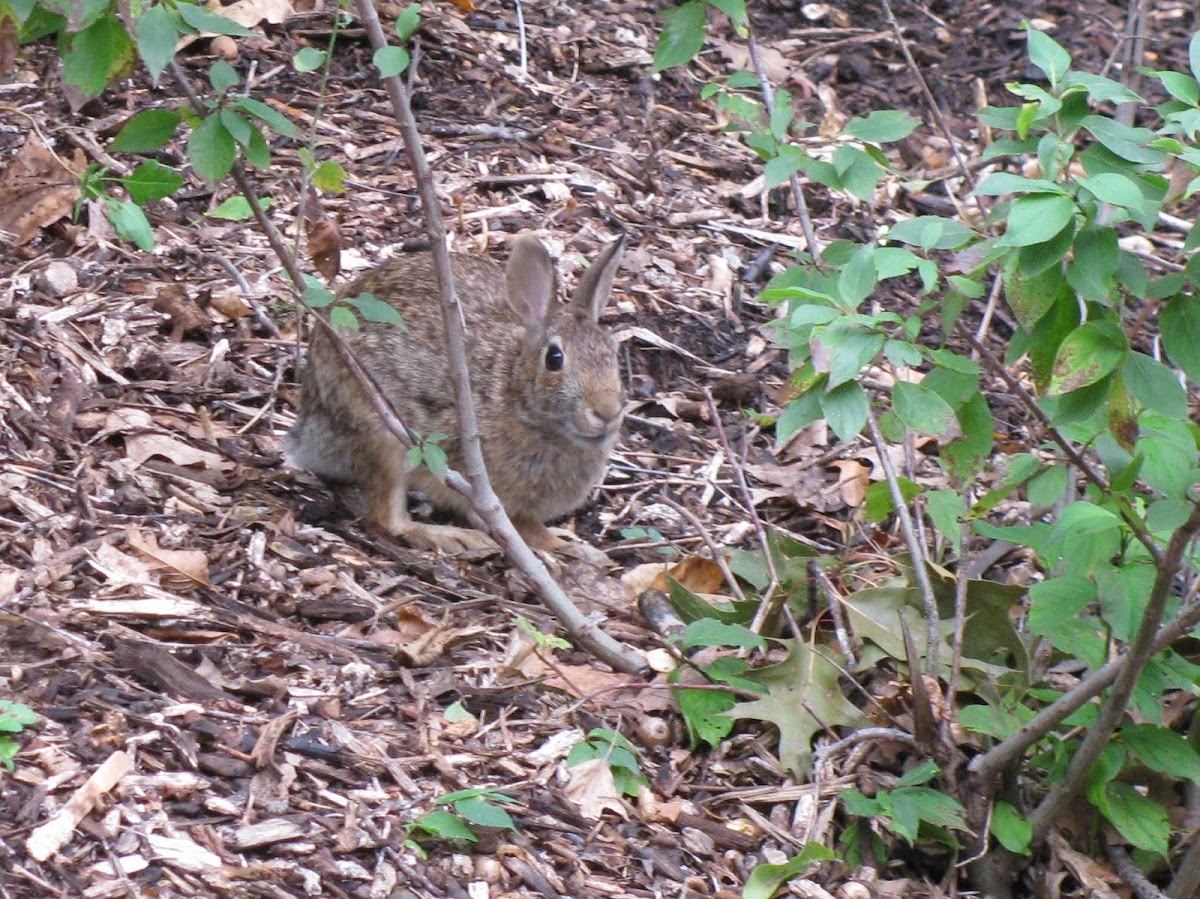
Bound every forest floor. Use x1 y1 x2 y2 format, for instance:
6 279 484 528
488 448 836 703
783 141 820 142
2 1 1198 897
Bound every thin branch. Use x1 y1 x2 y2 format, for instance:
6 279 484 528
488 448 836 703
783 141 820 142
349 0 645 674
1027 505 1200 842
865 406 940 672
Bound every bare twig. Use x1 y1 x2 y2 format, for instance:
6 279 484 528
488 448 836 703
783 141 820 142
349 0 645 675
865 406 940 672
744 23 821 266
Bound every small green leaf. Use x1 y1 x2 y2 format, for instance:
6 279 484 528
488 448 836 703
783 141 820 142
742 844 835 899
1189 31 1200 84
219 108 252 145
412 810 477 842
302 275 336 308
110 109 182 153
120 160 183 203
422 442 448 474
330 306 357 333
312 160 346 193
990 801 1032 854
653 1 706 71
176 2 255 36
135 4 180 79
206 196 259 220
842 109 920 143
1123 724 1200 785
234 96 299 138
1100 782 1169 854
293 47 327 72
103 197 154 251
455 796 515 830
346 294 404 326
187 115 236 182
887 215 976 250
394 2 422 41
677 685 737 747
820 380 868 442
1024 23 1071 86
1047 320 1128 395
373 45 410 78
679 620 765 651
1123 353 1188 418
209 59 239 94
1161 295 1200 383
893 381 959 438
997 194 1076 248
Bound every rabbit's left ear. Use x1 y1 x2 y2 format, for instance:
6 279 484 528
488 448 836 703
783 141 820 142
571 233 627 322
505 235 556 322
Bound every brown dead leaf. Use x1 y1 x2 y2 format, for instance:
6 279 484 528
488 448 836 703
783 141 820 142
563 758 628 821
91 543 154 587
124 432 233 473
828 459 869 508
127 527 212 589
651 555 726 594
210 287 251 320
153 284 209 341
0 132 84 245
306 216 342 282
636 788 687 824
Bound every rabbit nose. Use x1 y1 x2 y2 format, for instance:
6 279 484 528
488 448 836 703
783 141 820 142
592 394 623 426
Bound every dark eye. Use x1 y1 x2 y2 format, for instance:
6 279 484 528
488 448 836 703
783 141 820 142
545 344 564 372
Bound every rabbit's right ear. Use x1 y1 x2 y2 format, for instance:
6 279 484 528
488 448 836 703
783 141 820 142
505 235 556 322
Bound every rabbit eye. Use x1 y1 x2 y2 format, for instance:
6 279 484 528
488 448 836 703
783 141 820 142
545 344 564 372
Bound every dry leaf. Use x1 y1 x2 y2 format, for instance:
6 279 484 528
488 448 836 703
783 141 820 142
125 432 233 472
563 758 628 821
828 459 869 508
91 543 154 587
0 132 84 245
127 527 212 589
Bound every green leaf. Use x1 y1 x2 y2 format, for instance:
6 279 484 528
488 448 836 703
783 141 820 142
312 160 346 193
233 96 299 138
742 843 835 899
240 125 271 169
706 0 748 27
842 109 919 143
413 810 477 842
209 59 239 94
61 14 133 99
206 196 257 220
1047 320 1128 395
103 197 154 251
1100 782 1169 854
373 45 410 78
1002 256 1067 331
134 4 180 79
1077 172 1146 211
974 172 1065 196
330 306 357 333
1123 353 1188 418
653 1 706 71
394 2 421 41
110 109 182 153
887 215 976 250
820 380 868 442
120 160 183 203
346 293 404 326
1123 723 1200 785
679 619 765 651
731 641 869 773
176 2 255 36
1161 295 1200 383
990 801 1032 855
863 478 920 523
219 108 252 146
293 47 327 72
421 442 448 474
997 194 1076 247
893 381 958 438
1190 31 1200 84
1152 71 1200 106
455 796 515 830
187 115 236 182
1027 574 1096 635
677 685 737 747
895 759 940 788
1024 23 1071 86
1080 115 1168 166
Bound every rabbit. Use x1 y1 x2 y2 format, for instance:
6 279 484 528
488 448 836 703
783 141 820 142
285 232 627 554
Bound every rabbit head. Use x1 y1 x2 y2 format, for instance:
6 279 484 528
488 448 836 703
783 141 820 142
499 234 627 448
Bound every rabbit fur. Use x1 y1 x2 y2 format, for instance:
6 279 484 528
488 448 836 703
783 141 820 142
286 233 627 551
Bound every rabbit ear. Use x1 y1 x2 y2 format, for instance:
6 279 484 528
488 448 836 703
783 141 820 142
505 235 556 322
571 233 627 322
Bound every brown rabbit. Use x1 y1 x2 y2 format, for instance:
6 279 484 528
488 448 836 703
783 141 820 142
285 233 627 553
